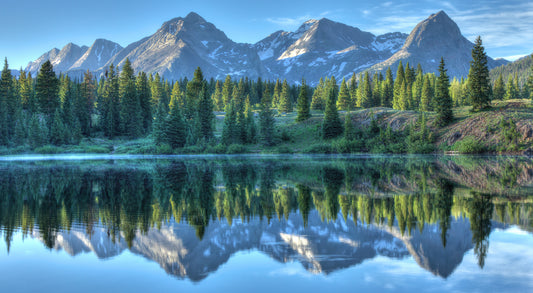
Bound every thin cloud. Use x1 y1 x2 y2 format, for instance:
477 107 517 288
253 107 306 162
266 15 314 27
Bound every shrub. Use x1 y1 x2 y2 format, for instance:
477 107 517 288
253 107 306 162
332 138 364 153
277 145 293 154
280 129 291 142
205 144 227 154
180 145 205 154
453 136 486 154
83 145 112 154
34 145 62 154
302 143 335 154
155 144 173 154
226 144 248 154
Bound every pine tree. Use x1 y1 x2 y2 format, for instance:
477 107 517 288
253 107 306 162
35 60 60 125
434 58 453 126
119 59 142 138
152 99 168 144
221 100 238 145
185 67 204 119
50 109 66 145
271 79 282 109
296 79 311 122
244 95 256 143
381 67 394 107
0 58 16 139
311 78 326 110
212 80 224 111
13 111 27 145
468 36 491 111
29 114 46 148
393 62 405 109
504 75 518 100
137 72 152 134
19 70 32 112
221 75 233 111
165 97 187 149
169 81 184 111
150 73 164 110
101 65 120 138
278 79 292 113
349 73 358 108
336 78 351 110
79 70 96 136
493 73 505 100
420 75 433 112
344 112 356 141
357 72 372 108
196 83 215 141
259 86 275 146
413 64 424 107
322 87 343 139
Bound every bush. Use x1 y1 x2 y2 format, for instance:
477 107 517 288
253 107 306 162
302 143 335 154
226 144 248 154
83 145 112 153
277 145 293 154
332 138 364 153
407 142 435 154
155 143 173 154
34 145 62 154
180 145 205 154
205 144 227 154
453 136 486 154
280 129 291 142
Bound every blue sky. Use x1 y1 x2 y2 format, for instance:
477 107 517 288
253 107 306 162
1 0 532 69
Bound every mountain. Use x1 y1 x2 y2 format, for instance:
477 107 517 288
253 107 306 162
51 43 89 73
371 11 508 77
25 40 120 77
99 12 264 81
36 211 494 281
255 18 407 83
490 53 533 86
70 39 122 72
26 47 60 75
25 11 509 84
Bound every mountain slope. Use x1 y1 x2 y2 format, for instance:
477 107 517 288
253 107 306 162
490 53 533 86
371 11 508 77
70 39 122 72
255 18 407 84
104 12 264 81
51 43 89 73
26 48 60 75
24 11 511 84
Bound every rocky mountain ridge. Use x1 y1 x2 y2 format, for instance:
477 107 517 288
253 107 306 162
25 11 507 84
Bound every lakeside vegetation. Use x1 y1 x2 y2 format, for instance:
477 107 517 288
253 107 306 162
1 37 532 155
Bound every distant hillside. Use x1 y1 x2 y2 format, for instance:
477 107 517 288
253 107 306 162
490 54 533 86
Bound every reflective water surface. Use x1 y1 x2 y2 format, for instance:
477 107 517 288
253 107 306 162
0 155 532 292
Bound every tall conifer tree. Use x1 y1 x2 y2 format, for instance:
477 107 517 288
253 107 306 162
467 36 491 111
296 79 311 122
36 60 60 126
322 88 343 139
434 58 453 126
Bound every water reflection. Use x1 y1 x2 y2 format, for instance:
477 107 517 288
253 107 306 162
0 156 532 281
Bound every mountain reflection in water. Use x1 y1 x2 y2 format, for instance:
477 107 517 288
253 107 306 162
0 156 532 282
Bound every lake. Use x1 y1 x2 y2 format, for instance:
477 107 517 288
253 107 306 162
0 155 532 292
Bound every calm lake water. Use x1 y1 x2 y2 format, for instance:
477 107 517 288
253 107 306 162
0 155 532 292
